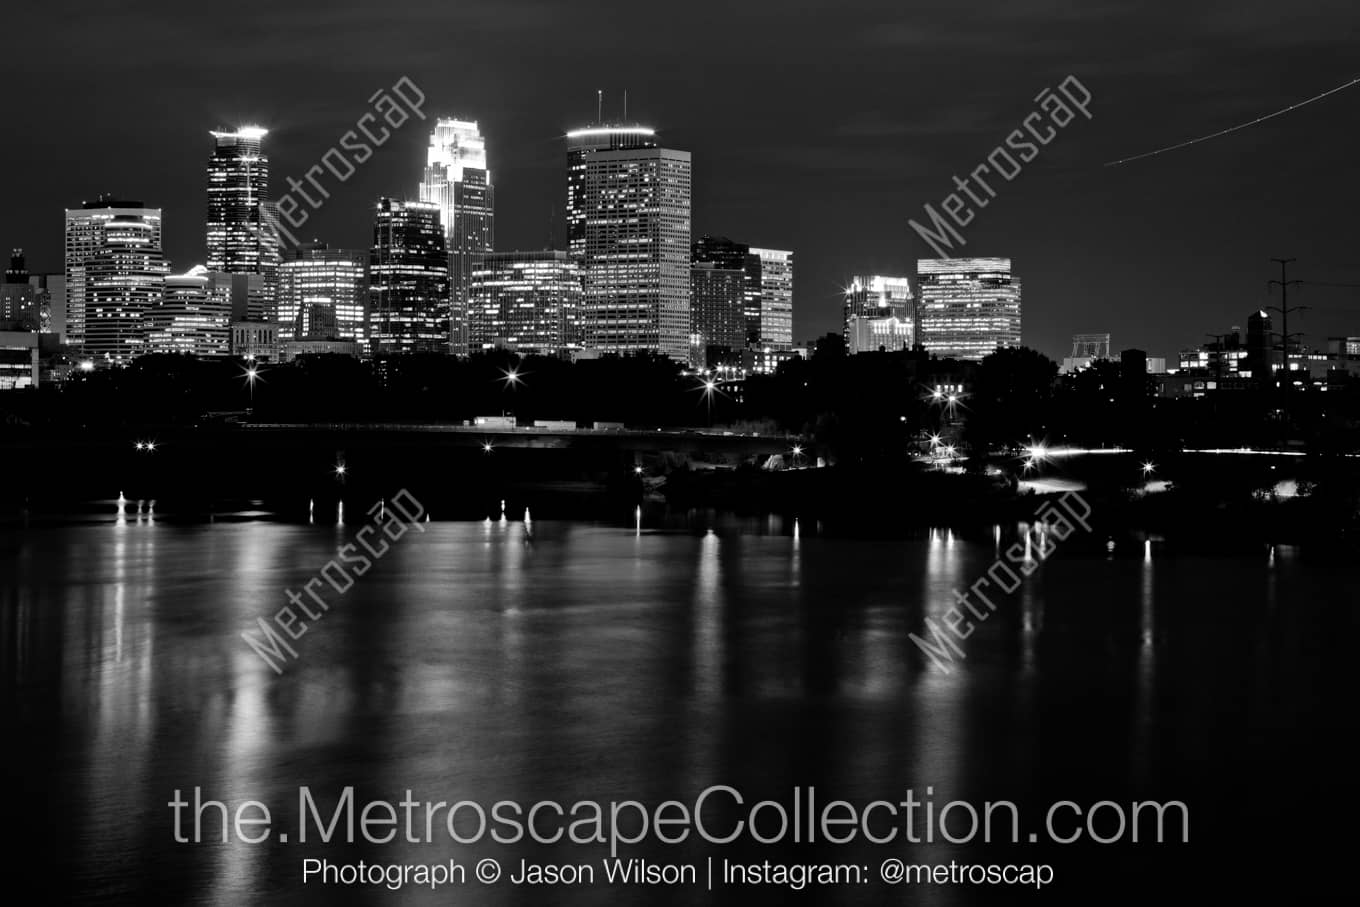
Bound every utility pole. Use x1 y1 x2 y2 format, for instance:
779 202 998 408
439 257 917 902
1267 258 1305 444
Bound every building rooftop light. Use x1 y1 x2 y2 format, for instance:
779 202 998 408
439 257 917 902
566 126 656 138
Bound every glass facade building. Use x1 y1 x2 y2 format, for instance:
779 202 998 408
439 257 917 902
749 247 794 349
842 275 913 353
65 197 163 354
570 126 691 362
206 128 274 273
277 242 368 347
65 199 166 366
368 199 450 355
146 266 232 358
419 119 493 355
468 251 581 356
916 258 1021 361
690 236 749 368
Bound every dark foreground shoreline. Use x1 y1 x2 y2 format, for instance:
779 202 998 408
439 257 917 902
2 424 1357 552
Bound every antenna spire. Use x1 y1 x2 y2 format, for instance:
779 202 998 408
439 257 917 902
596 90 602 124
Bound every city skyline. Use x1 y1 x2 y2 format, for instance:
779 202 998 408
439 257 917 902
5 1 1357 364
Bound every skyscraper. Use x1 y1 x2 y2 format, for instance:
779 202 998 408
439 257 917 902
368 198 449 355
842 275 913 353
84 212 167 365
64 197 164 361
277 242 368 348
916 258 1021 360
419 119 493 355
468 251 582 356
748 248 794 349
206 128 273 274
567 125 658 262
146 266 232 358
690 236 749 368
570 125 691 361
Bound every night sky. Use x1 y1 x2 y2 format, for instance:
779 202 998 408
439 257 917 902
5 0 1358 360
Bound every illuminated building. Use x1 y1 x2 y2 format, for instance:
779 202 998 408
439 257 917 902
65 197 163 353
230 321 279 362
847 314 913 355
276 242 368 348
1061 333 1113 373
1 250 36 328
419 119 493 355
566 125 657 262
368 198 450 355
569 124 691 361
206 128 277 306
64 199 166 366
0 331 39 389
690 236 749 368
916 258 1021 360
1326 337 1360 357
468 251 581 355
146 266 232 358
843 275 913 353
748 247 794 349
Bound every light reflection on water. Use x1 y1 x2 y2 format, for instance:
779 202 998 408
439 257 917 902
0 516 1350 905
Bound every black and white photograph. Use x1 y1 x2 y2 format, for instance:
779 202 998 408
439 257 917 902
2 1 1357 903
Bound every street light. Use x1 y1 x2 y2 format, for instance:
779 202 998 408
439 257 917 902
241 364 262 402
695 377 721 424
1141 461 1156 476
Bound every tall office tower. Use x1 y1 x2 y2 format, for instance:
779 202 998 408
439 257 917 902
566 125 658 262
916 258 1021 360
64 198 164 359
418 119 493 355
84 212 168 365
206 128 271 271
569 124 691 361
690 236 749 368
749 248 794 349
842 275 913 353
468 251 582 356
1 249 36 327
276 242 368 347
368 198 450 355
145 266 232 358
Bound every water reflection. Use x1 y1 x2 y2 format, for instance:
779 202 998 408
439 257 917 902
0 517 1341 904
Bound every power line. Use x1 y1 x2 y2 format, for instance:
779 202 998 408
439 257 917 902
1104 75 1360 167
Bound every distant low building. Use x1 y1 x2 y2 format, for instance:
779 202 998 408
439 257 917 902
281 338 360 361
230 321 279 362
0 331 39 389
846 314 913 355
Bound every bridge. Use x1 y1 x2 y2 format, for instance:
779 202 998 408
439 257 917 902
234 421 801 457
